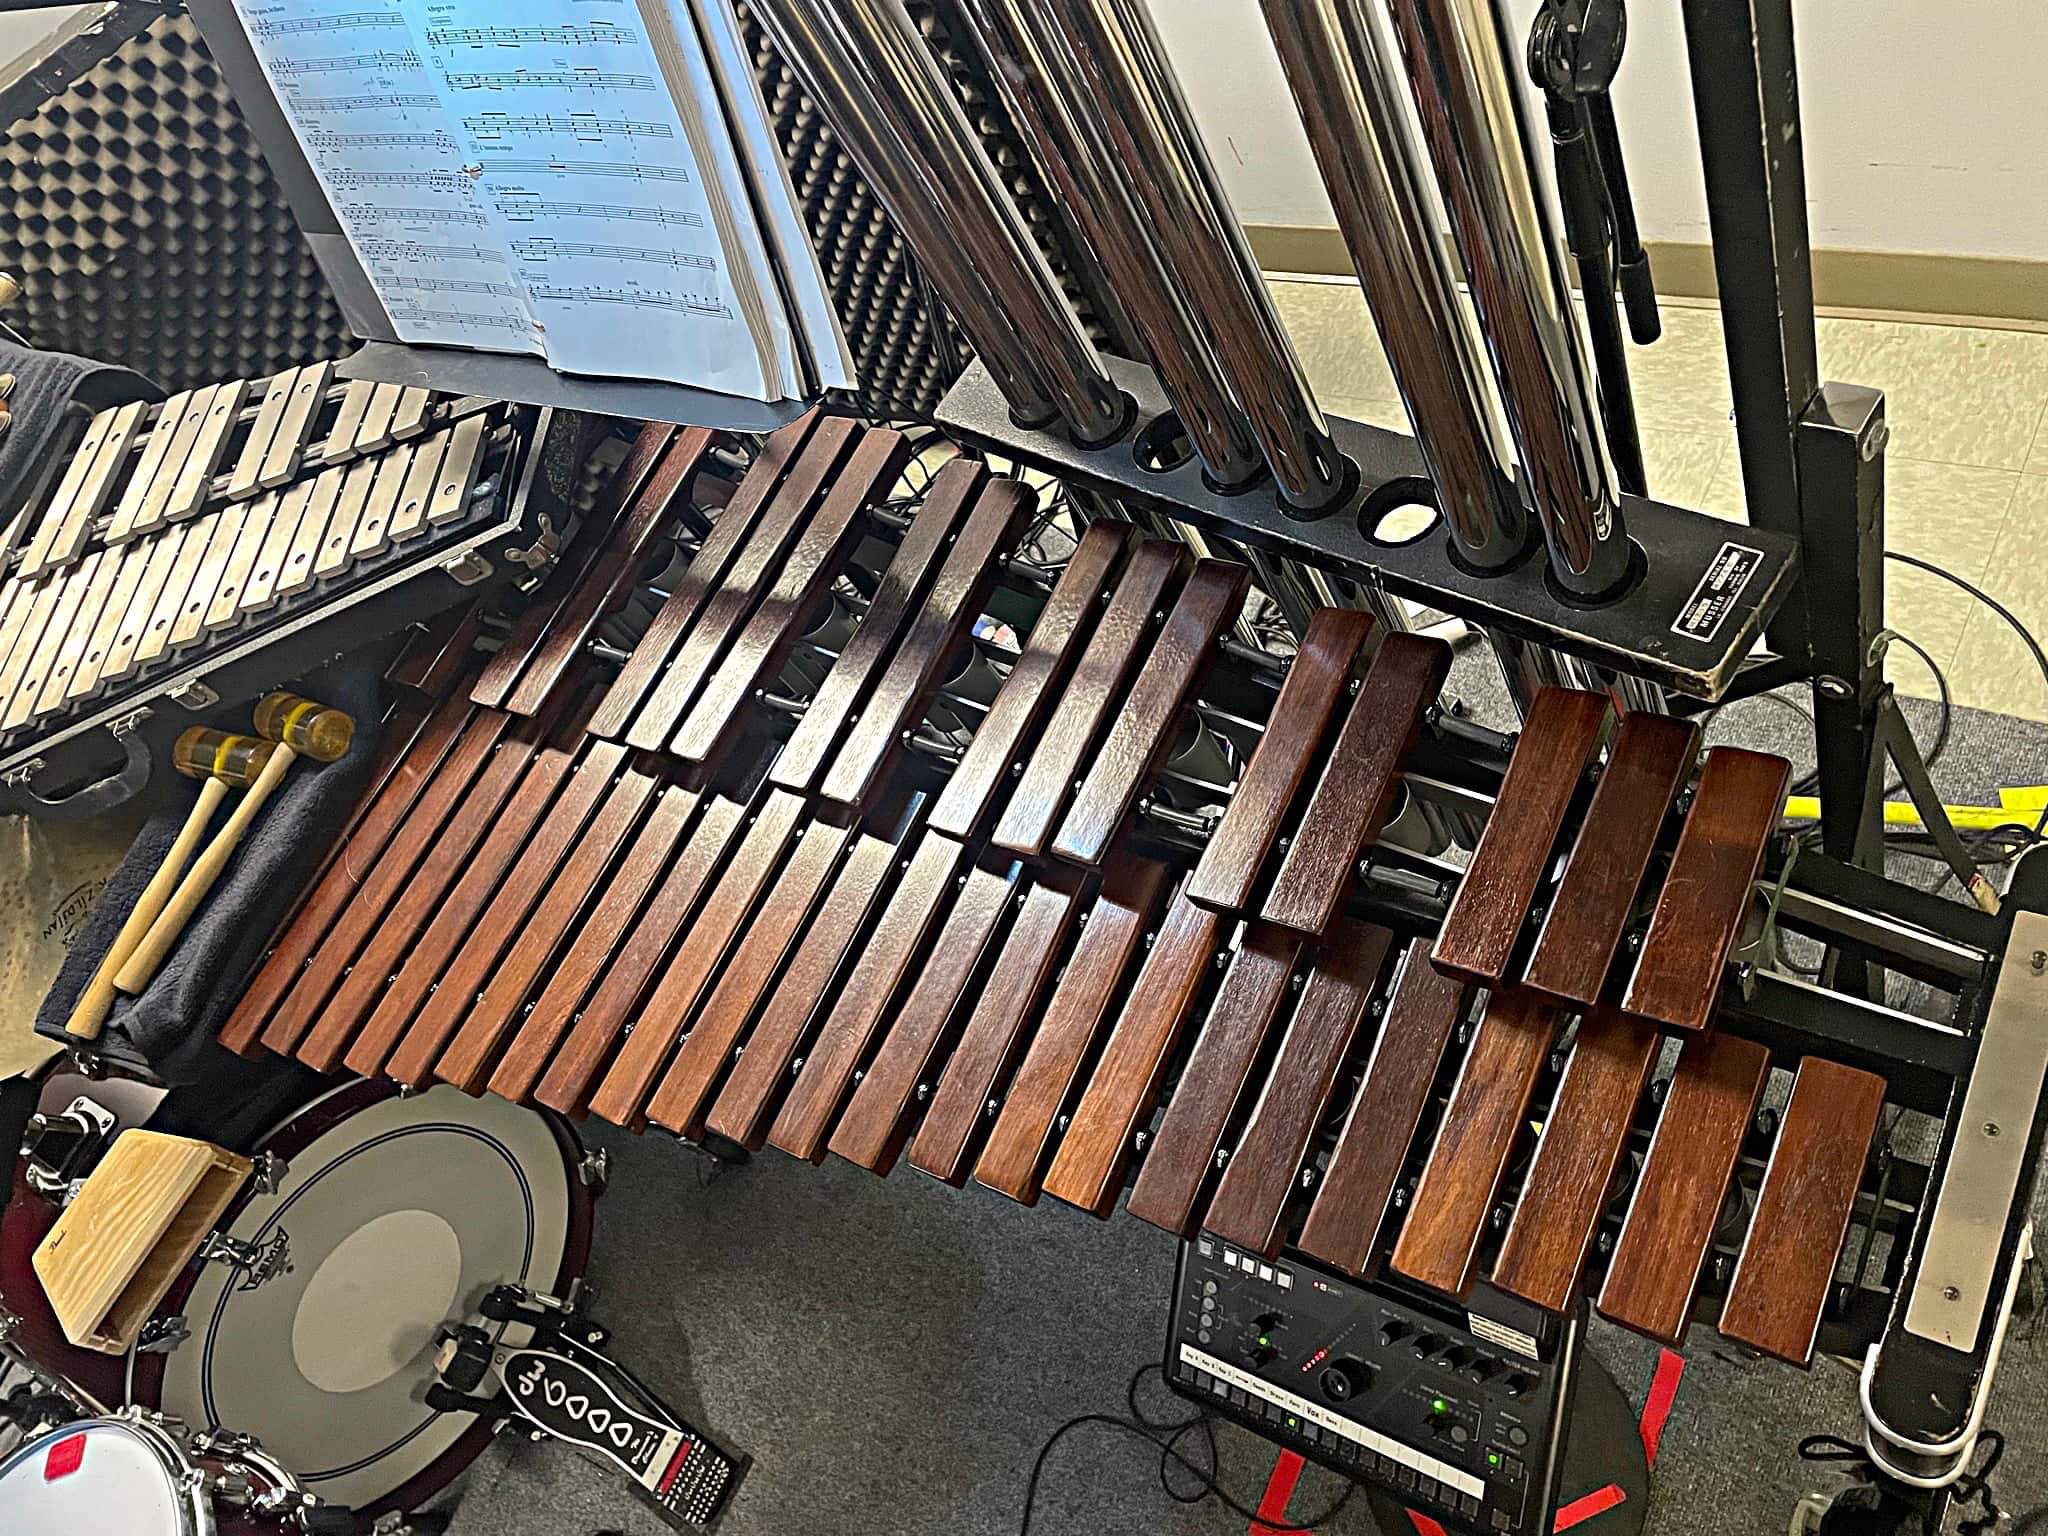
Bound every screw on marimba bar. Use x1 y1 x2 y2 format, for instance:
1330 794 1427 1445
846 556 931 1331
916 1083 931 1103
1299 1167 1316 1192
985 1098 1000 1118
790 1055 804 1075
1942 1285 1962 1302
1214 1147 1230 1169
1133 1129 1149 1154
1489 1204 1510 1233
2032 949 2047 974
1056 1114 1071 1134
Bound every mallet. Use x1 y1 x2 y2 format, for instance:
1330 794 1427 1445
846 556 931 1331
64 729 279 1040
114 691 354 995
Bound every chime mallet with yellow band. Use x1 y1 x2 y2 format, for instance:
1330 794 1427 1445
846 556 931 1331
64 730 280 1040
114 692 354 995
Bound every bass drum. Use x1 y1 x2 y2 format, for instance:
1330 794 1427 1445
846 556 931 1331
148 1080 593 1521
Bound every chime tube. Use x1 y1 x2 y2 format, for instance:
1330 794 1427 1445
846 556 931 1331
1262 0 1527 570
953 0 1265 489
1381 0 1632 598
1039 0 1352 513
751 0 1126 444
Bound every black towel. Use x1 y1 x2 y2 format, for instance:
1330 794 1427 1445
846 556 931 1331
35 664 384 1117
0 339 160 531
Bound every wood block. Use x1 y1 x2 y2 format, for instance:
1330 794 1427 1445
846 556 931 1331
590 414 816 739
415 757 663 1097
927 521 1130 842
831 861 1021 1174
687 820 909 1147
297 701 562 1072
819 478 1032 810
495 794 729 1105
670 430 912 763
34 1131 250 1353
1390 987 1560 1298
636 816 853 1130
1203 917 1393 1257
621 417 868 749
766 831 964 1162
971 852 1174 1205
992 540 1190 858
1042 889 1222 1218
768 458 989 793
1524 712 1700 1008
1051 559 1248 866
1432 687 1610 986
1262 633 1451 934
1718 1057 1885 1363
904 872 1085 1186
1297 941 1469 1277
262 706 510 1058
584 791 807 1123
344 711 605 1080
1187 608 1374 912
220 691 475 1055
1624 747 1790 1033
473 426 714 714
1597 1030 1769 1345
502 426 715 716
1491 1008 1662 1312
516 786 724 1114
1124 922 1304 1239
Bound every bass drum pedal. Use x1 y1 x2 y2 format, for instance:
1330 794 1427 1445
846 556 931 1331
431 1284 748 1532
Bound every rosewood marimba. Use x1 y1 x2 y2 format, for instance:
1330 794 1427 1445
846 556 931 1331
219 414 1879 1366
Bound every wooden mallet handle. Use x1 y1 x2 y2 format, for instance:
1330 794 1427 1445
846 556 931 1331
114 745 298 995
64 776 232 1039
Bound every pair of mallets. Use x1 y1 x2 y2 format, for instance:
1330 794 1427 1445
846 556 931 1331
65 691 353 1040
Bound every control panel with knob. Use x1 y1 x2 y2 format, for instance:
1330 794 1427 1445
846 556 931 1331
1167 1238 1574 1535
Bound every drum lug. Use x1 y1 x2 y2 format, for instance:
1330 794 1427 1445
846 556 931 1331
135 1314 189 1354
577 1146 610 1194
250 1150 288 1195
194 1230 292 1289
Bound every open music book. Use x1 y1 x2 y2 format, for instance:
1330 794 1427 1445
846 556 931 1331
234 0 855 402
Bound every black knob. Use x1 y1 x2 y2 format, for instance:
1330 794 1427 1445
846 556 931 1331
1319 1357 1373 1404
1378 1319 1410 1347
1412 1332 1444 1359
1465 1356 1501 1383
1440 1346 1471 1370
1504 1372 1536 1398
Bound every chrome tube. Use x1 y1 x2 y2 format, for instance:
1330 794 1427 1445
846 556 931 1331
952 0 1265 489
1039 0 1352 513
1381 0 1632 598
1261 0 1527 570
750 0 1128 444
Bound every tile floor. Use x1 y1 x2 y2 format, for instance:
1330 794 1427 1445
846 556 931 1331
1265 274 2048 723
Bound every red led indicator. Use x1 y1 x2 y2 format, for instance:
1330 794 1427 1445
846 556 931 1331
1301 1347 1329 1372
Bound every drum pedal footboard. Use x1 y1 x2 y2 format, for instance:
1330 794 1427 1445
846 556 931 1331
432 1287 747 1531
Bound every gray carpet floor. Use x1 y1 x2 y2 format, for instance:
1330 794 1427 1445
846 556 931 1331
438 651 2048 1536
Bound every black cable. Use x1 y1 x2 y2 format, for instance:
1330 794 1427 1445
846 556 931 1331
1884 550 2048 833
1019 1364 1355 1536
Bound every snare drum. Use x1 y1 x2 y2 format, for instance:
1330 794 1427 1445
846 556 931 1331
0 1415 218 1535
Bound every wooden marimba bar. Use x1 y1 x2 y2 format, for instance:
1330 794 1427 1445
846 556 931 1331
217 411 1900 1366
0 365 517 756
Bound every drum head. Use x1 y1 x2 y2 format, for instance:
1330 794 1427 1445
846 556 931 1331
158 1085 577 1512
0 1418 207 1536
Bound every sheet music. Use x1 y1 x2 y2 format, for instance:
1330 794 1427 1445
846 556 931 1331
240 0 543 353
234 0 832 398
